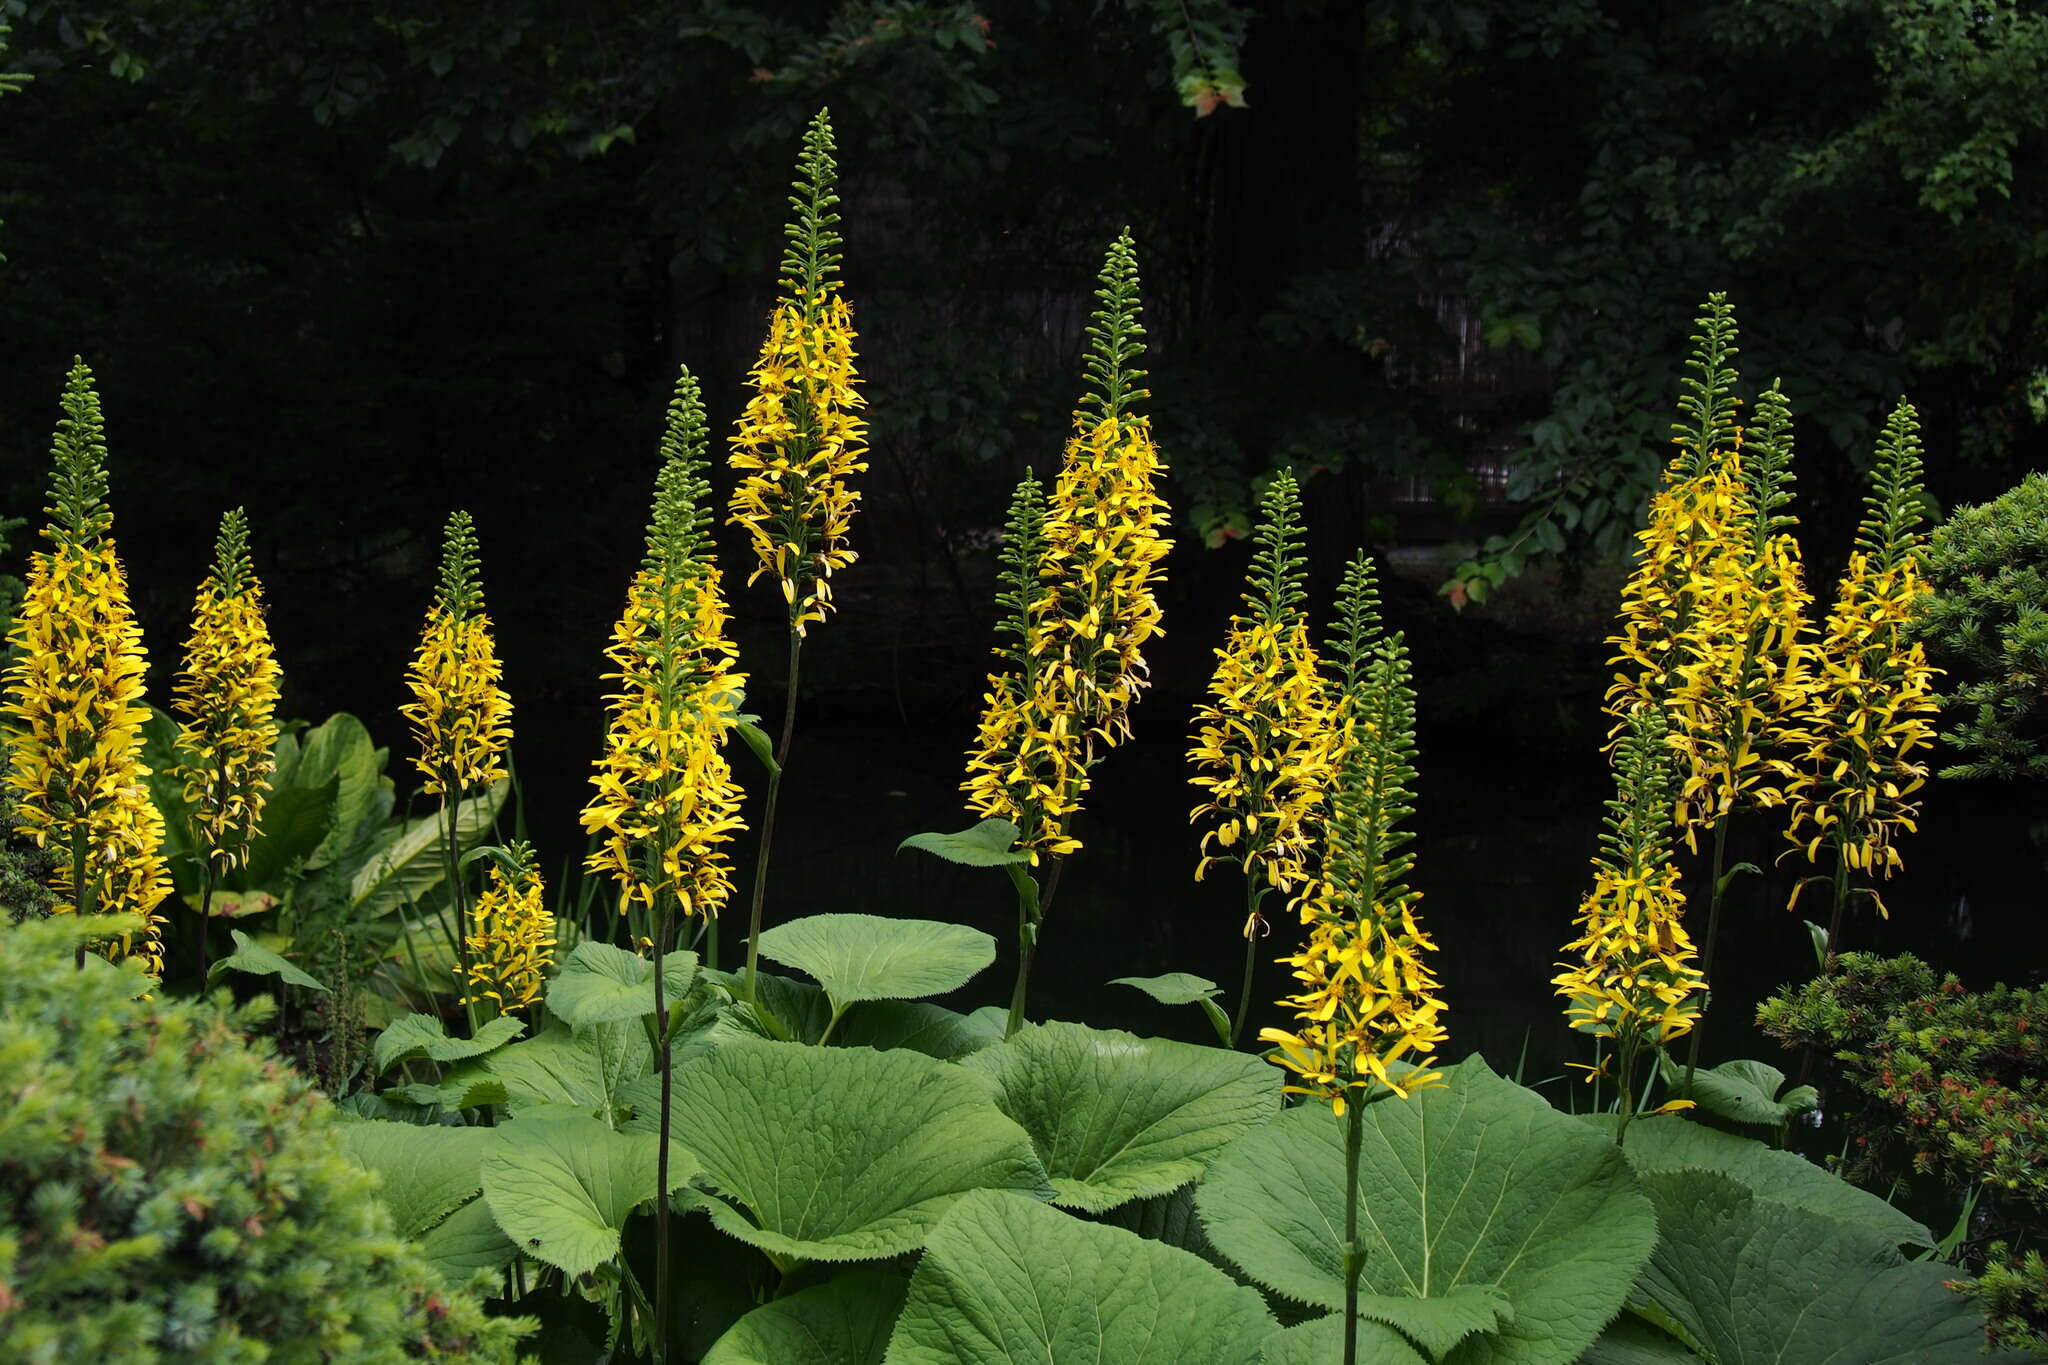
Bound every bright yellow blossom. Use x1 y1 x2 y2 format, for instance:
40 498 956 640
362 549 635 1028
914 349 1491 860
463 841 555 1013
1 360 170 973
401 511 512 796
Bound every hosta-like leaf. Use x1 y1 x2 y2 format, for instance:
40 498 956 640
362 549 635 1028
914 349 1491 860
545 941 698 1031
704 1271 907 1365
962 1021 1278 1212
1631 1169 2031 1363
668 1040 1051 1262
1657 1056 1817 1127
755 913 996 1010
884 1189 1276 1365
207 930 327 991
484 1018 651 1124
1258 1315 1428 1365
896 818 1029 866
349 778 506 917
415 1195 517 1284
293 711 387 868
373 1012 524 1072
1573 1315 1699 1365
1615 1114 1931 1247
339 1119 496 1236
1111 972 1223 1005
1196 1058 1655 1365
478 1115 696 1278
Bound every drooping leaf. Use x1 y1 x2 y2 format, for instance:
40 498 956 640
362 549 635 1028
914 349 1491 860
349 778 507 917
1614 1114 1931 1247
1257 1315 1428 1365
1574 1315 1700 1364
1111 972 1223 1006
704 1270 907 1365
668 1040 1051 1262
339 1120 497 1236
546 941 698 1031
895 818 1030 867
961 1021 1278 1212
478 1115 696 1279
415 1194 518 1284
1196 1058 1656 1365
1658 1056 1818 1127
831 1000 1002 1059
484 1019 652 1125
207 929 327 991
1354 1284 1514 1359
373 1012 525 1072
883 1189 1276 1365
293 712 389 868
1630 1169 2029 1363
755 913 996 1009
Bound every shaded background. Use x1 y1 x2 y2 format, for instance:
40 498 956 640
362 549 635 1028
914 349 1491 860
2 0 2044 1080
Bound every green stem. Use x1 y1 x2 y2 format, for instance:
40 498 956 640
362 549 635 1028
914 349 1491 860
439 772 478 1037
651 904 676 1365
70 827 90 969
1682 813 1732 1090
818 1002 850 1047
197 861 218 983
744 629 802 1005
1615 1033 1642 1144
1342 1097 1365 1365
1229 882 1264 1048
1823 827 1850 973
1002 861 1043 1039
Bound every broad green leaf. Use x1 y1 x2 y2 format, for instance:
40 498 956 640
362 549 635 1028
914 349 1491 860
546 941 698 1031
1258 1316 1428 1365
349 778 507 917
1196 1058 1656 1365
1355 1283 1513 1358
137 705 197 867
228 772 337 891
484 1019 652 1124
704 1271 907 1365
208 888 279 919
373 1012 525 1072
1631 1169 2029 1363
207 929 328 991
294 712 388 868
393 1064 509 1110
1658 1056 1817 1127
961 1021 1278 1212
883 1189 1275 1365
1574 1315 1700 1364
415 1195 517 1284
832 1000 1001 1059
669 1040 1052 1262
479 1115 696 1279
755 913 996 1010
1614 1114 1932 1247
339 1119 496 1235
895 818 1029 867
1111 972 1223 1005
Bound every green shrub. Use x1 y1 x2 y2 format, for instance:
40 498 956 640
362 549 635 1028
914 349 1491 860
0 777 57 925
0 916 531 1364
1911 470 2048 781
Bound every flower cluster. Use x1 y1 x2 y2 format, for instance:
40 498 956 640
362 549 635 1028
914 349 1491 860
1553 705 1706 1048
728 107 868 634
400 510 512 796
584 369 748 921
1 360 170 973
462 840 555 1013
1261 554 1445 1111
170 508 282 874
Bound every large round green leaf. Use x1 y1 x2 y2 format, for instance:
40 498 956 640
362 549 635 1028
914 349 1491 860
482 1019 653 1124
545 941 698 1032
478 1114 696 1278
415 1196 517 1285
754 913 996 1010
339 1119 496 1236
1195 1058 1656 1365
668 1040 1051 1262
884 1190 1277 1364
703 1270 907 1365
1628 1169 2033 1363
372 1011 524 1072
1258 1315 1428 1365
961 1021 1278 1212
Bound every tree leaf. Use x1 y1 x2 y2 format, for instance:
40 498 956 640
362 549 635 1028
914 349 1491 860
373 1012 525 1072
339 1119 497 1236
478 1115 696 1279
1630 1169 2028 1363
704 1270 907 1365
546 941 698 1031
1257 1315 1428 1365
668 1040 1051 1262
1615 1114 1932 1247
961 1021 1278 1212
895 818 1030 867
882 1189 1276 1364
349 778 507 917
484 1018 652 1124
207 929 328 991
414 1195 517 1284
754 913 996 1009
1196 1058 1656 1365
1110 972 1223 1005
1657 1056 1818 1127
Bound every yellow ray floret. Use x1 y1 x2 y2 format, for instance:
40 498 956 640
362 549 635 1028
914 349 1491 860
401 607 513 795
463 846 555 1013
171 550 281 872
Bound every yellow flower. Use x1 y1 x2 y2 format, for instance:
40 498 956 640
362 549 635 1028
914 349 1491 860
584 369 748 921
463 841 555 1013
727 109 867 635
170 508 282 874
1 360 169 974
400 511 512 796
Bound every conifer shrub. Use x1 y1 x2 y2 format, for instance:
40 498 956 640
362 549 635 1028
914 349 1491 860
0 916 531 1364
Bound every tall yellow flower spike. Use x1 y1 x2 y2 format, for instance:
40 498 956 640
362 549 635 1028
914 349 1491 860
1 359 170 973
583 368 748 924
170 507 282 879
401 510 512 796
463 840 555 1014
728 108 867 635
1260 553 1445 1113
